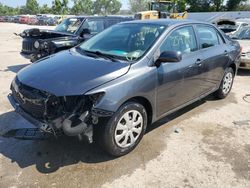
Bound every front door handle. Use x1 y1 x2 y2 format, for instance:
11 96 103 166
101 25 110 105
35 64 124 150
195 58 202 67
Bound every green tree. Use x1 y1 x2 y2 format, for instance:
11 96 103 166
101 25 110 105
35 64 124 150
93 0 121 15
174 0 187 12
236 4 250 10
129 0 149 13
213 0 223 11
226 0 247 11
52 0 62 14
40 4 51 14
186 0 213 12
0 3 20 15
71 0 93 15
52 0 69 14
62 0 69 14
26 0 39 14
129 0 187 13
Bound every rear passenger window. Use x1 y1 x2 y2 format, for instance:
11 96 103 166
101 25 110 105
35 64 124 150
197 25 219 48
160 26 198 55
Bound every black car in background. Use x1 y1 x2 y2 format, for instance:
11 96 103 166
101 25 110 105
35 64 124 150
9 20 241 156
19 16 133 62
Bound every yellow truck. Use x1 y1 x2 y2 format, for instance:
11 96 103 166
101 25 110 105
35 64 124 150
135 0 188 20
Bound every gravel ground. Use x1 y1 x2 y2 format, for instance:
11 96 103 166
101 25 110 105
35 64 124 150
0 23 250 188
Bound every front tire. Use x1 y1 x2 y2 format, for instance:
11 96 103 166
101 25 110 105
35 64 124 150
101 102 147 157
215 67 235 99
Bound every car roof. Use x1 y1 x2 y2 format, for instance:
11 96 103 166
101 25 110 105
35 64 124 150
121 19 210 26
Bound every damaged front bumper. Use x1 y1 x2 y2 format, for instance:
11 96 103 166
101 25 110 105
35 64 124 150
8 93 94 142
8 91 114 143
8 94 45 129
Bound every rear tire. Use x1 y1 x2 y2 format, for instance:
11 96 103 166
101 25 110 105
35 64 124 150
100 102 147 157
215 67 234 99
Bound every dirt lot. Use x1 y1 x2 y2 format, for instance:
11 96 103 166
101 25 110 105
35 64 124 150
0 22 250 188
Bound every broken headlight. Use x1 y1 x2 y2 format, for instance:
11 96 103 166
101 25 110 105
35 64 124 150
88 92 105 106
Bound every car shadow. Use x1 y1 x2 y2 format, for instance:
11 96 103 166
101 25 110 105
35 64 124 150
237 69 250 76
0 94 213 174
2 64 29 73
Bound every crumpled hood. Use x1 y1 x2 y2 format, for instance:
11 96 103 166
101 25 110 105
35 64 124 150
238 40 250 53
17 49 130 96
20 28 75 39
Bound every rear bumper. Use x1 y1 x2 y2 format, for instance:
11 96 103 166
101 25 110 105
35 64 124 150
8 94 44 128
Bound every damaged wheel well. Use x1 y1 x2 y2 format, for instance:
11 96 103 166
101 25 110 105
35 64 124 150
124 96 153 125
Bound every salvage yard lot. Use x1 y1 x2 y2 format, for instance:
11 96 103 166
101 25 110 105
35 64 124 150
0 22 250 188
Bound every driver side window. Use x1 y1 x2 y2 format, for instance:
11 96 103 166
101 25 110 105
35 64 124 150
160 26 198 55
83 19 104 35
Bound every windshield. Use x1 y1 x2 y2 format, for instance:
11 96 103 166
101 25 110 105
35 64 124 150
55 18 83 34
79 23 166 61
232 27 250 39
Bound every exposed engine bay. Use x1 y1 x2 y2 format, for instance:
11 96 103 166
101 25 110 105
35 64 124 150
9 77 112 143
213 19 237 34
17 28 79 62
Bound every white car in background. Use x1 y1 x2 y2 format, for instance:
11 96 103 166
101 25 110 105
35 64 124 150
232 26 250 69
214 19 249 35
231 21 249 35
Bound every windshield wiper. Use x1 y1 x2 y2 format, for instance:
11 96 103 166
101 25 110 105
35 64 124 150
85 50 119 62
75 47 120 62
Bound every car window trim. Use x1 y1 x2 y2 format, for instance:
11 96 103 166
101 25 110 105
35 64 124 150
158 24 199 58
194 24 223 50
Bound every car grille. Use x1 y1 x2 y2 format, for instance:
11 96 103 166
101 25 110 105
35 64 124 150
12 78 47 120
22 40 34 53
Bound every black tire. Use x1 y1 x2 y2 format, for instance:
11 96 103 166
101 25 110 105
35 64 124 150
215 67 235 99
100 101 147 157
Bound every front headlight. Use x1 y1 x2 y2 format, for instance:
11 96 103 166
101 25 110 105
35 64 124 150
34 40 40 48
88 92 105 106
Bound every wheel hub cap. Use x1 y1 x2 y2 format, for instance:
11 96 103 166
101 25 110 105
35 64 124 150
223 72 233 94
114 110 143 148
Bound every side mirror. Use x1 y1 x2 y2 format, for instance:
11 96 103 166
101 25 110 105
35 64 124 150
80 28 91 37
155 51 182 66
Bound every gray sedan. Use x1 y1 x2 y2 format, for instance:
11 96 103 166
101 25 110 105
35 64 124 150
8 20 241 156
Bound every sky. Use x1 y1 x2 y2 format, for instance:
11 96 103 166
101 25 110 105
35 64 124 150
0 0 130 9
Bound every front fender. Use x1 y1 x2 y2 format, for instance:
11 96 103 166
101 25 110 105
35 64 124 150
85 63 157 120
